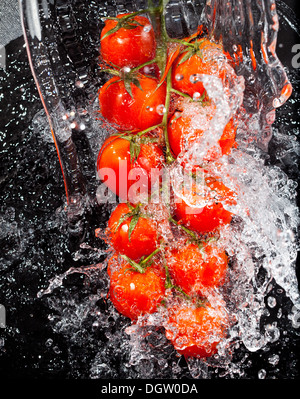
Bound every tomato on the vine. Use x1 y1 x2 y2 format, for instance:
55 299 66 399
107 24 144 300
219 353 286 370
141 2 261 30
165 304 228 358
165 242 228 296
100 13 156 69
97 134 164 203
108 257 166 320
106 203 159 261
171 38 229 98
98 75 166 132
174 198 233 234
172 171 236 234
168 110 237 159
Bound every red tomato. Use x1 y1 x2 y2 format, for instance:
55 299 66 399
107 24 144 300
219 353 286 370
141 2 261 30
165 242 228 295
97 135 164 203
174 199 232 234
98 75 166 131
108 257 165 320
100 14 156 69
168 111 237 159
165 304 228 358
172 172 236 234
106 203 159 261
172 39 228 98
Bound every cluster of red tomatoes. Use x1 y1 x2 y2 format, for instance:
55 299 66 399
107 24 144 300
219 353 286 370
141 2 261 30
95 12 239 359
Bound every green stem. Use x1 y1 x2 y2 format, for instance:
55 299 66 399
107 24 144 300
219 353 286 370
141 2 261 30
169 216 199 241
131 59 158 74
169 38 195 47
161 251 173 289
140 247 161 266
136 123 162 137
148 0 169 74
162 70 175 164
121 246 161 274
121 255 146 274
146 1 175 164
170 88 193 100
173 285 191 299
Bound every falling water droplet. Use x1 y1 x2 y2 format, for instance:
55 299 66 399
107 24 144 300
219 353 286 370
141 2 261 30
258 369 267 379
267 296 276 308
143 24 152 33
268 354 280 366
265 323 280 343
75 80 84 88
156 104 166 115
190 74 202 84
175 73 184 81
45 338 53 347
193 92 201 101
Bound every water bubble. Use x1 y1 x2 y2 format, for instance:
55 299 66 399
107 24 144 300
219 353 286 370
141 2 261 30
156 104 166 115
273 96 285 108
45 338 53 347
53 345 61 354
258 369 267 379
120 66 131 78
92 321 99 329
175 73 184 81
268 354 280 366
70 122 77 129
248 74 256 84
143 66 151 74
130 283 136 290
143 24 152 33
265 323 280 343
75 80 84 88
190 74 202 84
192 92 201 101
290 307 300 328
267 296 277 308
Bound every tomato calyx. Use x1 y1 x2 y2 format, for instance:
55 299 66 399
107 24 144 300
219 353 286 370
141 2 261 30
121 246 162 274
117 133 160 163
101 13 146 41
168 215 219 251
176 39 206 66
161 250 208 307
99 66 145 98
114 202 149 241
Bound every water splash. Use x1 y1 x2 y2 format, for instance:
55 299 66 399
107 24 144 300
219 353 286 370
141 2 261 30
11 0 300 379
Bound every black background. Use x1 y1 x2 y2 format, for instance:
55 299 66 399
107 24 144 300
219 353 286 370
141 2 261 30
0 0 299 388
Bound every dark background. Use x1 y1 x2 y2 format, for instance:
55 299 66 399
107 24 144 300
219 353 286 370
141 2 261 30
0 0 299 385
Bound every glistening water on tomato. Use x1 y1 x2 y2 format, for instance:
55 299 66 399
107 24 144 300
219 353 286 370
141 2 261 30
66 0 299 368
94 3 243 361
14 0 300 380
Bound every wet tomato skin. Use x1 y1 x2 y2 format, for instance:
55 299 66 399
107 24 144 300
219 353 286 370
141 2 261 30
98 76 167 132
97 135 164 203
106 203 158 261
168 112 237 158
165 304 228 358
165 242 228 295
108 259 166 320
171 39 228 98
100 14 156 69
172 172 236 234
173 194 233 234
